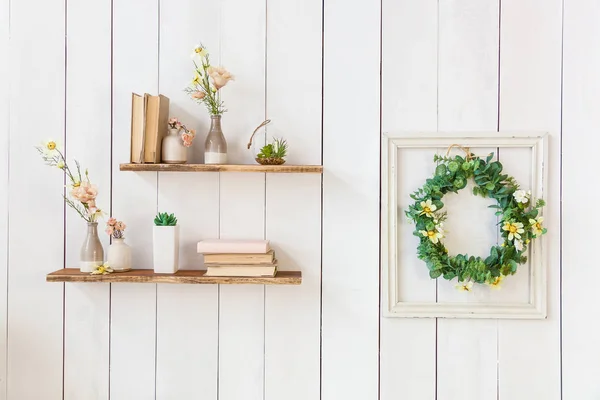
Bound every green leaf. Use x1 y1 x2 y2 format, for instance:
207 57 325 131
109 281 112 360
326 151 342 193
486 153 494 163
429 270 442 279
485 182 495 190
435 164 447 177
448 161 459 172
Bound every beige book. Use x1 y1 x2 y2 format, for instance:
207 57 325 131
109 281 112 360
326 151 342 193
204 265 277 277
203 250 275 265
204 260 278 268
143 94 170 163
130 93 148 163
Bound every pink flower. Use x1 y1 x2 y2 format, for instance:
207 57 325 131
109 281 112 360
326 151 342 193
107 217 117 226
115 221 126 231
105 226 114 236
168 117 178 125
71 181 98 204
207 66 234 90
192 91 206 100
182 132 194 147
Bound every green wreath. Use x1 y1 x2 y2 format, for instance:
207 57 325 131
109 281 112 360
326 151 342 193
405 147 547 291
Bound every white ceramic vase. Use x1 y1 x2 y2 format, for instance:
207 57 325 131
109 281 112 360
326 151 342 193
162 128 187 164
107 238 132 272
153 225 180 273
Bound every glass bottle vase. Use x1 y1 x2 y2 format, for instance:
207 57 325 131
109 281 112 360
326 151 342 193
80 222 104 272
204 115 228 164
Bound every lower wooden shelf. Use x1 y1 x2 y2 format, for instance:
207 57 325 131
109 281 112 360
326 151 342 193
46 268 302 285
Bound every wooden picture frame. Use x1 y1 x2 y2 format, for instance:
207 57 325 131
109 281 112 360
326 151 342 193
381 133 549 319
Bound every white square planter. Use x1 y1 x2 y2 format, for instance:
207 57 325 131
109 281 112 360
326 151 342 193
153 225 180 274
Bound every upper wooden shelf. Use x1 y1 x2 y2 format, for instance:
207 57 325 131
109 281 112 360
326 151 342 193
120 163 323 173
47 268 302 285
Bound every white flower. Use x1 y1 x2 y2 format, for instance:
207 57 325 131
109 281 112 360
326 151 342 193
529 216 544 237
419 225 444 244
514 239 524 251
513 189 530 204
419 199 437 218
90 263 113 275
502 221 525 241
456 281 473 292
190 45 208 61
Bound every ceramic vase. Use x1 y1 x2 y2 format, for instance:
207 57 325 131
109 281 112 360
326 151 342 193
80 222 104 272
107 238 132 272
153 225 180 273
162 127 187 163
205 115 227 164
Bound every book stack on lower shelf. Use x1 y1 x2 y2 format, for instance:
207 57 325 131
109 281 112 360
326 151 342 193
197 239 277 277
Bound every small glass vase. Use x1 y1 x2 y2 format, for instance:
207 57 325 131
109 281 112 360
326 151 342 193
107 238 132 272
205 115 227 164
80 222 104 273
162 127 187 164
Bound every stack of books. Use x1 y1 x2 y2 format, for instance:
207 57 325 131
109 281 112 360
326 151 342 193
197 239 277 277
130 92 170 163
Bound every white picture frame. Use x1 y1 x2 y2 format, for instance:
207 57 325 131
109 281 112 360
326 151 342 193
382 132 548 319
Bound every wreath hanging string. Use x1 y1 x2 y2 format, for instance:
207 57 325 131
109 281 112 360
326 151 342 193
405 145 547 291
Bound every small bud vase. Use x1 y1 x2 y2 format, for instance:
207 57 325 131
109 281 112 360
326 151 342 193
107 238 132 272
162 127 187 164
80 222 104 272
205 115 227 164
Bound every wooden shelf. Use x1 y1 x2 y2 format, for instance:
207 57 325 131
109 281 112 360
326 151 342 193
120 163 323 173
46 268 302 285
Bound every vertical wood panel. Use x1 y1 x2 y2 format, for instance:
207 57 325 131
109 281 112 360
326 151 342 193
154 0 220 398
562 1 600 397
218 0 266 399
436 1 499 399
263 0 322 399
63 0 112 398
111 0 159 397
498 1 562 399
322 0 380 398
0 0 8 395
7 0 65 397
380 1 437 399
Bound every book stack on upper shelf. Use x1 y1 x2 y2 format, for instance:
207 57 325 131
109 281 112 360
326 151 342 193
197 239 277 277
130 93 170 163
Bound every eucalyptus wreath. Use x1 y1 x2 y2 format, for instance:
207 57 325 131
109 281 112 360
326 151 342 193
405 147 547 290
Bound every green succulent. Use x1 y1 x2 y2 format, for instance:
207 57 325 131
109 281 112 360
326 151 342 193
257 137 288 160
154 212 178 226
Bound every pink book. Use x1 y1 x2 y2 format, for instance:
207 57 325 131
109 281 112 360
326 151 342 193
197 239 271 254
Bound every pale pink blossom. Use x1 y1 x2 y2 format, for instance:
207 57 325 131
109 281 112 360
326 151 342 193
191 91 206 99
71 181 98 204
115 221 126 231
182 132 194 147
107 217 117 226
105 226 114 236
207 66 234 90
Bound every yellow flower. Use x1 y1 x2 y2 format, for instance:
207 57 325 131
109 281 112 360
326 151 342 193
419 199 437 218
91 263 113 275
456 281 473 292
57 161 65 169
46 141 56 150
502 221 524 241
419 226 444 244
529 217 544 237
487 275 504 290
191 72 202 86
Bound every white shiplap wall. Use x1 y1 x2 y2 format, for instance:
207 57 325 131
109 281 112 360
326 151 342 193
0 0 597 399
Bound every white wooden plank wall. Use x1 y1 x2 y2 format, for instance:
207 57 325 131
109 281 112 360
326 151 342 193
322 0 381 399
5 0 600 399
64 0 112 398
0 0 8 395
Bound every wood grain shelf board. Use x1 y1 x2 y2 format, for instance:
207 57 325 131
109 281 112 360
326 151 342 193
119 163 323 173
46 268 302 285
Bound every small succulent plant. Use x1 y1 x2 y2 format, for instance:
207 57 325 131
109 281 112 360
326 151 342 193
154 212 178 226
256 137 288 165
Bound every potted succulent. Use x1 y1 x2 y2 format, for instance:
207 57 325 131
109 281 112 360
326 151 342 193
153 212 179 274
256 137 288 165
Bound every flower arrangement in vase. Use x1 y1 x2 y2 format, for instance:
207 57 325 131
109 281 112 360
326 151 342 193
106 218 132 272
185 43 234 165
35 140 105 272
153 212 179 274
162 117 197 164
